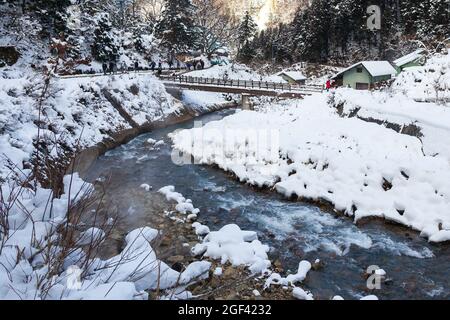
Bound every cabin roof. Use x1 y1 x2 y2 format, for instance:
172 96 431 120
393 49 425 67
278 71 307 81
331 61 397 79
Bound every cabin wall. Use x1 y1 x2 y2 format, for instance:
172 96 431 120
343 67 371 89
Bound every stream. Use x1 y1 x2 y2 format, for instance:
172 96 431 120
85 109 450 300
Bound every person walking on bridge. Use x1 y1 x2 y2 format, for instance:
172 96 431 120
158 62 162 76
102 62 107 75
134 60 139 73
109 61 115 75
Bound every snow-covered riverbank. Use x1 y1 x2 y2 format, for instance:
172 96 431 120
0 72 182 180
170 91 450 243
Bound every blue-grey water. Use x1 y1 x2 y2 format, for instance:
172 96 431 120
86 110 450 300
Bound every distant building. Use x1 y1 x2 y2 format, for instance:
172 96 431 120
331 61 397 90
278 71 307 85
393 49 427 74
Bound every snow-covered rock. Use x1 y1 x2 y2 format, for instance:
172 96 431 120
158 185 200 215
192 224 271 274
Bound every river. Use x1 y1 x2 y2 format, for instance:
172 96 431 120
85 109 450 300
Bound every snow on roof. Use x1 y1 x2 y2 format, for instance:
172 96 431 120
393 49 425 67
278 71 307 81
332 61 397 79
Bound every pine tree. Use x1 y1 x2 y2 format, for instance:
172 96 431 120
91 12 119 62
155 0 197 52
237 11 257 49
19 0 72 37
237 11 257 62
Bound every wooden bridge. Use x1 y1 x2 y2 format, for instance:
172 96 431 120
161 75 323 99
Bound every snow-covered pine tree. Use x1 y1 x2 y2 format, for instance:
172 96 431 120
237 11 257 49
17 0 72 38
155 0 197 52
92 12 120 62
237 11 257 62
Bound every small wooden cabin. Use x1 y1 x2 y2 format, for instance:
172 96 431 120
331 61 397 90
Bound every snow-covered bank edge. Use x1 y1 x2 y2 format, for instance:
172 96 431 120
169 94 450 244
0 72 237 300
71 98 237 178
156 185 379 301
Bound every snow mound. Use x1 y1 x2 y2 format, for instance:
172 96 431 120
192 224 271 274
392 49 450 102
264 260 312 288
158 185 200 215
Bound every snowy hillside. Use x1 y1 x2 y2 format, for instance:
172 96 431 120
392 49 450 102
0 72 180 181
186 63 283 82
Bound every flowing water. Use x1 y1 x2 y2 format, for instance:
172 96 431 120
86 109 450 300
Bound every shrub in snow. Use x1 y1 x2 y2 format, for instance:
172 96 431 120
0 173 211 300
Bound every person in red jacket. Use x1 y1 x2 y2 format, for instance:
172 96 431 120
326 79 331 91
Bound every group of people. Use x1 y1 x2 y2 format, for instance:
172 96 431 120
100 58 206 76
102 61 117 75
102 60 163 75
186 59 205 71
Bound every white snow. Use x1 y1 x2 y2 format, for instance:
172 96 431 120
278 71 307 81
77 227 106 246
170 92 450 242
332 61 396 79
334 89 450 160
392 49 449 102
192 222 211 236
140 183 152 191
214 267 223 276
292 287 314 300
264 260 311 288
393 49 426 68
0 174 212 300
192 224 271 274
182 90 229 109
360 295 379 300
158 185 200 215
0 72 180 180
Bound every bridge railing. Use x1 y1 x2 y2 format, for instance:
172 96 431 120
161 75 323 93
